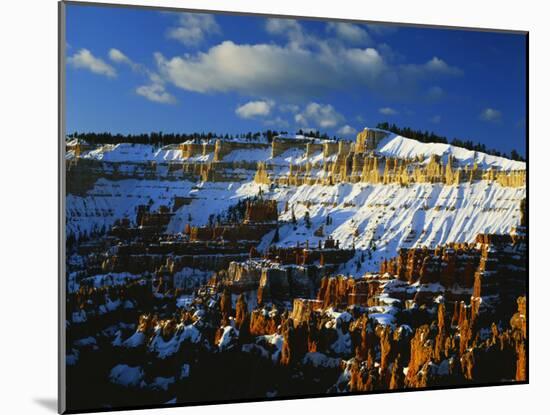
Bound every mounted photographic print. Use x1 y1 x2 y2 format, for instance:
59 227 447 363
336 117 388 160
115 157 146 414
59 1 528 413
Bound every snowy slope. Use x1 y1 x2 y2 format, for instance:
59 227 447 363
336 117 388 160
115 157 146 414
79 143 184 163
263 180 525 273
66 178 196 237
66 129 526 274
67 175 525 273
375 134 525 171
69 130 525 172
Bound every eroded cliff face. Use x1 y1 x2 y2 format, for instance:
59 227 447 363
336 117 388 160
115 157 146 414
379 231 526 311
65 134 527 410
66 190 527 410
317 275 384 308
66 228 526 410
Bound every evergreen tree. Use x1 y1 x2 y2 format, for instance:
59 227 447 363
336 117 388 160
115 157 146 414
304 211 311 228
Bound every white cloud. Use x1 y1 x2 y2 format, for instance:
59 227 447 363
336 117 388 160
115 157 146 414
430 115 442 124
480 108 502 122
235 100 274 119
379 107 398 115
401 57 463 81
67 49 116 78
377 42 401 62
295 102 345 129
167 13 220 46
155 41 385 99
265 18 303 36
108 48 143 72
337 125 357 135
424 57 463 76
326 22 371 44
266 18 328 51
108 48 131 65
155 21 461 101
106 48 175 104
136 83 176 104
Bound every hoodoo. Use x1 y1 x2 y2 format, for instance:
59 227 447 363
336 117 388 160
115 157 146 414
65 126 526 408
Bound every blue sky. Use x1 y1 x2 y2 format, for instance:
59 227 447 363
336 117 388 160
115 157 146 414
65 3 527 155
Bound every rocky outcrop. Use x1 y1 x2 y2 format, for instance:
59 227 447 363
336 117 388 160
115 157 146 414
256 265 316 305
65 132 527 409
214 139 270 161
219 288 232 324
380 231 526 312
291 298 323 325
190 223 276 243
253 162 270 184
235 294 248 328
471 233 526 319
280 318 309 366
356 127 388 152
244 199 277 223
317 275 386 308
249 307 281 336
388 244 479 288
271 137 310 158
216 261 263 293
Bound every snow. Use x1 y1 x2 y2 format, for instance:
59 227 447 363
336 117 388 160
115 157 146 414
180 364 190 379
220 148 271 162
70 131 525 173
258 333 284 363
326 309 353 324
71 310 87 324
382 279 451 299
68 177 524 275
218 326 239 350
268 180 524 273
414 282 445 293
370 313 396 327
66 349 79 366
397 324 413 337
66 178 196 238
327 322 352 355
109 364 144 387
276 134 310 140
81 143 184 163
67 131 525 276
80 272 141 290
66 138 89 146
175 295 194 309
302 352 341 369
98 298 122 315
148 324 201 359
122 331 146 348
376 133 525 171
